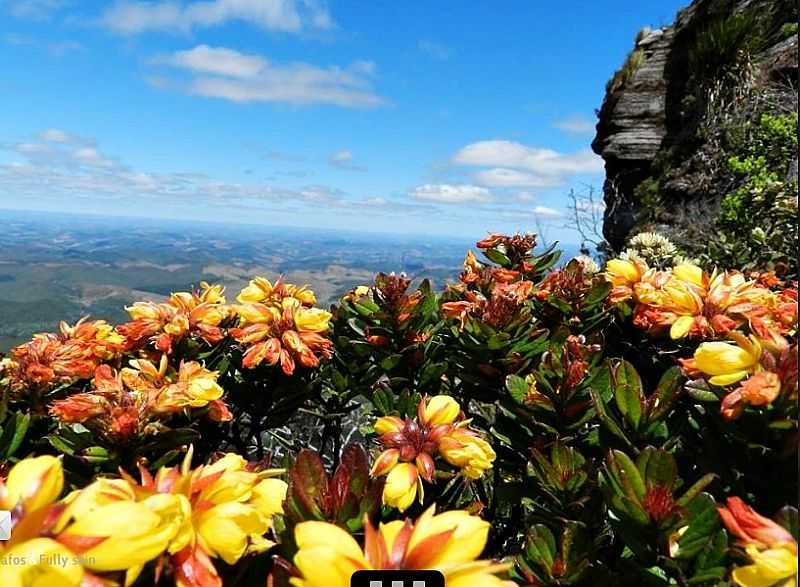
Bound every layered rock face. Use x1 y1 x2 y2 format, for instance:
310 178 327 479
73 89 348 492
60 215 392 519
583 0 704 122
592 0 798 251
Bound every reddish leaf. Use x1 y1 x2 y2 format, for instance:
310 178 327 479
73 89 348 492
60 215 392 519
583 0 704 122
287 449 330 521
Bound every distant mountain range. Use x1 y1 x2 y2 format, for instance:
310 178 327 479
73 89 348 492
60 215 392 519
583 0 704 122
0 209 581 351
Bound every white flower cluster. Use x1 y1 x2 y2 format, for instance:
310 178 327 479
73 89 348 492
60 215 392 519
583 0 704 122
618 232 695 268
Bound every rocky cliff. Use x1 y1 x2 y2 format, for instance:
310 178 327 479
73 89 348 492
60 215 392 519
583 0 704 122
593 0 798 251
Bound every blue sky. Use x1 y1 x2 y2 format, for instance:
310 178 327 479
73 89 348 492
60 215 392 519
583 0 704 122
0 0 686 241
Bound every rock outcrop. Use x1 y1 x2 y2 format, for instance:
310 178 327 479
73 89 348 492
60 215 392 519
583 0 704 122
592 0 798 251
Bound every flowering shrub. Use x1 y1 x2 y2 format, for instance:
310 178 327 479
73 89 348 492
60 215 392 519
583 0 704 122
0 232 797 586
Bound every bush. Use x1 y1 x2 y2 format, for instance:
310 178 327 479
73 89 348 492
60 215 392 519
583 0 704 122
0 232 797 586
704 112 799 276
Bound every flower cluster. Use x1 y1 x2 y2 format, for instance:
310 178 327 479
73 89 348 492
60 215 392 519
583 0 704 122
0 450 286 587
290 505 514 587
229 277 333 374
680 331 797 420
119 282 230 353
618 231 690 269
49 355 231 442
717 497 797 587
606 259 796 342
370 395 496 511
443 251 534 330
7 318 125 391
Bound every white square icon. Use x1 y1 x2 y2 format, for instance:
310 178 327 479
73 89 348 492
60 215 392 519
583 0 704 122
0 510 11 540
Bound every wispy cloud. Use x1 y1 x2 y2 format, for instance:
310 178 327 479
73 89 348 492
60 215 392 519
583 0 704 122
417 40 452 60
2 33 84 56
4 0 67 20
1 129 430 220
472 168 560 188
410 183 491 203
151 45 385 108
328 149 366 171
532 205 564 218
552 115 596 136
452 139 603 188
101 0 333 35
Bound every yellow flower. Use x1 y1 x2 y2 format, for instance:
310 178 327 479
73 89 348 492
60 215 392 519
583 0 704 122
199 281 226 304
237 277 274 304
0 538 84 587
57 500 180 573
0 455 63 514
418 395 460 426
406 507 490 566
383 462 420 512
55 478 136 530
693 333 762 386
294 307 332 333
195 501 273 564
291 506 513 587
370 449 400 477
732 544 798 587
286 284 317 306
374 416 404 435
672 263 707 289
250 478 288 519
606 259 644 285
235 303 280 325
293 522 368 587
438 428 496 479
179 362 224 407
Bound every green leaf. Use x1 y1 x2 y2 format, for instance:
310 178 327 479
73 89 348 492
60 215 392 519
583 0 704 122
676 473 716 507
611 360 644 431
483 248 511 267
0 411 30 459
524 525 557 569
646 367 683 424
505 374 528 404
611 450 647 502
583 281 612 308
637 447 678 491
674 493 721 559
589 387 633 449
685 379 719 402
379 354 402 371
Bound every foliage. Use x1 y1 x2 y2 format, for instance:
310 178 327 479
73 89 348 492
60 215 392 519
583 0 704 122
703 112 799 275
0 232 797 586
688 12 762 85
606 48 644 93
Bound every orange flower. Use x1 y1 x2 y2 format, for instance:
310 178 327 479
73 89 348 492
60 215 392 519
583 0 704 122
231 302 332 375
720 372 782 420
718 497 795 549
9 318 125 390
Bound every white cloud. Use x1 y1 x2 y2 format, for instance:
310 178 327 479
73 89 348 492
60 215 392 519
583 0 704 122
157 45 267 78
1 129 432 219
39 128 88 143
153 45 384 108
452 139 603 190
552 115 596 136
472 167 560 188
453 140 603 176
532 205 564 218
410 184 491 203
2 33 83 56
417 40 452 60
328 149 365 171
5 0 66 20
73 147 114 168
101 0 333 35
